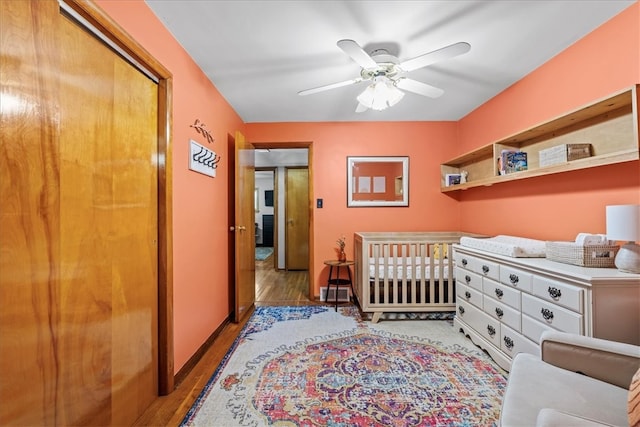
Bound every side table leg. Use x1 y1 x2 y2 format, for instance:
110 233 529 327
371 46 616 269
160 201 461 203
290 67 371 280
334 266 340 312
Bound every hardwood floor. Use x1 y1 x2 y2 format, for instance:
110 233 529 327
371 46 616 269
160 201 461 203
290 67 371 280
134 252 322 426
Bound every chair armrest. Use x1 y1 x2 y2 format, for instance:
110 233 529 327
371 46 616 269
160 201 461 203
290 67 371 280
540 331 640 389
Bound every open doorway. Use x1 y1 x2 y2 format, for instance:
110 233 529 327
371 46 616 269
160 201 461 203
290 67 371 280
253 146 313 305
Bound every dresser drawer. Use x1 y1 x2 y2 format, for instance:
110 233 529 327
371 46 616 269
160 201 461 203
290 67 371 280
456 299 484 331
455 267 483 292
457 299 501 346
521 293 583 334
499 265 533 293
479 311 502 346
484 295 521 332
455 253 499 281
457 282 483 310
521 313 554 344
483 278 521 310
501 324 539 358
532 276 583 313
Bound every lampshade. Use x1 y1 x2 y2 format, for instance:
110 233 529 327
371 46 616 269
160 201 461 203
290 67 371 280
606 204 640 274
357 76 404 111
606 205 640 241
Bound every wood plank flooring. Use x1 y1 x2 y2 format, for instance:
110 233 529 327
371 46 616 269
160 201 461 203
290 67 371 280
134 253 323 426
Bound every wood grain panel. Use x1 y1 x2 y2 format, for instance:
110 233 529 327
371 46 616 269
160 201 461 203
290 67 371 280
1 1 159 424
234 132 255 323
1 1 61 424
285 167 309 270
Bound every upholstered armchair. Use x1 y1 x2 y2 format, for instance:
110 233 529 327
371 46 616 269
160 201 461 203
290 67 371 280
500 330 640 426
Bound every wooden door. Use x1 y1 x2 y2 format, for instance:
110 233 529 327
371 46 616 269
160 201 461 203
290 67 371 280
285 167 309 270
233 131 255 322
0 1 159 425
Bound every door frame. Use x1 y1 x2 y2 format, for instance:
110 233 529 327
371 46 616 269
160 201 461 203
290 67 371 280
252 142 314 300
67 1 174 395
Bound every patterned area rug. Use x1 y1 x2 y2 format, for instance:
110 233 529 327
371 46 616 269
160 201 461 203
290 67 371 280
182 306 507 426
255 247 274 260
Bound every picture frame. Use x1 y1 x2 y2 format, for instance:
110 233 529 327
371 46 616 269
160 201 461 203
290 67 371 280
445 173 462 187
347 156 409 207
264 190 274 207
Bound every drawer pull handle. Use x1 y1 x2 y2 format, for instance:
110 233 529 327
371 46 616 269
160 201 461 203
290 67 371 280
495 307 504 319
541 308 554 321
548 286 562 299
482 265 490 274
462 258 468 266
465 291 471 299
465 275 471 283
509 274 519 285
487 325 496 337
458 306 465 315
495 288 504 299
504 336 514 350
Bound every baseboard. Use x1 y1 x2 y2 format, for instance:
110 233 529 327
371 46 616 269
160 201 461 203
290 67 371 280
174 315 231 387
320 287 350 302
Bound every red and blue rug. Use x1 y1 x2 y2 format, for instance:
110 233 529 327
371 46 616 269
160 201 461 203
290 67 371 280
182 306 507 426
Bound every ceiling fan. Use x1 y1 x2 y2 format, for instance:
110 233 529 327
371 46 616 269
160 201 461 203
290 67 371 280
298 39 470 112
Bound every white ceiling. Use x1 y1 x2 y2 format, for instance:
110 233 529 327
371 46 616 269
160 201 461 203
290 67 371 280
145 1 634 123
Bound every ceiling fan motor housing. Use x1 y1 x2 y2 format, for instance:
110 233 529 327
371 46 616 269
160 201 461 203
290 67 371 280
361 52 403 80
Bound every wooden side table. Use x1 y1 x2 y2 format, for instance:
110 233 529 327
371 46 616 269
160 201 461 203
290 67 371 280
324 260 355 311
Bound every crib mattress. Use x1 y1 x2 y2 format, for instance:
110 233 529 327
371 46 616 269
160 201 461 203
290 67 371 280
459 235 546 258
368 260 451 280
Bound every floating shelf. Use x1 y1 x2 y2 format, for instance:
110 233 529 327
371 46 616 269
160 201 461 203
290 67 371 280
441 85 640 192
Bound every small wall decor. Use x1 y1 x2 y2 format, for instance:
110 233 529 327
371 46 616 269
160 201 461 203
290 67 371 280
189 139 220 178
190 118 215 144
347 156 409 207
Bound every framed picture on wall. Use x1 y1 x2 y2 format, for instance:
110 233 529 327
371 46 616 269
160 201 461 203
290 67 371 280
264 190 274 207
347 156 409 207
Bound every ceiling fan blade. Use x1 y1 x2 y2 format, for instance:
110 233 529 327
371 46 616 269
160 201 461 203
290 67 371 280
337 39 378 70
395 78 444 98
298 77 363 96
399 42 470 72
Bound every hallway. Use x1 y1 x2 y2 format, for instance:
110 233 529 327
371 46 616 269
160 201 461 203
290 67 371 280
255 253 310 305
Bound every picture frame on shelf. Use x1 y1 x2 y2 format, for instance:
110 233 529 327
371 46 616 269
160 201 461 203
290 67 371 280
445 173 462 187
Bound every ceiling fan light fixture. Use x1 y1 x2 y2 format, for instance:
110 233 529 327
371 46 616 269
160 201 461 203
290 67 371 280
356 76 404 111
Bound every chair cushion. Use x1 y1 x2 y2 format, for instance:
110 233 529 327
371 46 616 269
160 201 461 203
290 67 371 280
536 408 616 426
500 353 628 427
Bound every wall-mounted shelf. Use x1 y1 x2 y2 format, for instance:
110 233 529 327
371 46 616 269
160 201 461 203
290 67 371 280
441 85 640 192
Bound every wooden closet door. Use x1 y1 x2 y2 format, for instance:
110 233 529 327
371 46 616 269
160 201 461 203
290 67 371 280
285 167 309 270
0 1 158 425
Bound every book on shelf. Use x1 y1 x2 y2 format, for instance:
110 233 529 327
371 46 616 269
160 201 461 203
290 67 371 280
498 150 528 175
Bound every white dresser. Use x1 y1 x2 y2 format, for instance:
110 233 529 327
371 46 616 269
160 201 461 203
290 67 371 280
453 244 640 371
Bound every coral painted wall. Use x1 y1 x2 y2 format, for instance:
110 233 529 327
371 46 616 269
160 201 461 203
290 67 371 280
245 122 462 291
95 0 638 376
456 3 640 240
94 0 245 372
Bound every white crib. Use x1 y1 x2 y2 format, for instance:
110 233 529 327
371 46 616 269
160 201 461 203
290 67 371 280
353 232 482 323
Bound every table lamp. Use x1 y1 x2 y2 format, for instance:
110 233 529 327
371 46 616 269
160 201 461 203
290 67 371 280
606 204 640 274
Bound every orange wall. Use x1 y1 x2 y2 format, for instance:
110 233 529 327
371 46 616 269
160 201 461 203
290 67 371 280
456 3 640 240
96 1 639 375
245 122 462 290
95 0 245 373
